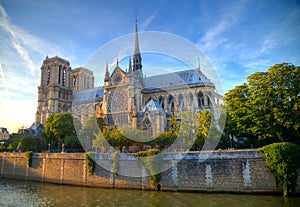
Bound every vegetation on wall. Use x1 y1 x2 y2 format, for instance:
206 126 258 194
112 151 119 177
259 142 300 196
135 149 162 190
85 152 96 175
24 151 33 167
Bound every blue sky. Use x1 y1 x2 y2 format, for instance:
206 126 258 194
0 0 299 133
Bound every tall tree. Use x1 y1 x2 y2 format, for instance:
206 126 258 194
43 113 82 149
225 63 300 145
79 115 99 151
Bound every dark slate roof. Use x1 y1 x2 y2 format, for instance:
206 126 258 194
142 99 164 113
0 128 8 133
143 69 213 91
73 86 104 103
28 123 43 136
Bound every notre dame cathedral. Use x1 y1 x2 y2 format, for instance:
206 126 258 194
35 22 222 136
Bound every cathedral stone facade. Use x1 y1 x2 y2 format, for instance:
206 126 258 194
35 22 222 136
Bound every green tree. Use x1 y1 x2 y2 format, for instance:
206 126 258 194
43 113 81 149
78 115 99 151
107 128 131 152
96 117 105 131
155 130 177 150
93 127 111 153
177 110 213 151
225 63 300 146
16 135 40 151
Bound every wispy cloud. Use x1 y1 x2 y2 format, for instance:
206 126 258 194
0 4 65 76
0 63 8 100
259 7 300 56
0 4 65 131
141 11 158 31
199 2 246 51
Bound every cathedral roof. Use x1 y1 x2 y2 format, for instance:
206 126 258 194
142 99 164 113
0 128 8 133
143 69 213 91
73 86 104 103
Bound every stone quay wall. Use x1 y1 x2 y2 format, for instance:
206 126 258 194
0 150 299 193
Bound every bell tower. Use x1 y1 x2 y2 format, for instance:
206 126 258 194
35 56 73 124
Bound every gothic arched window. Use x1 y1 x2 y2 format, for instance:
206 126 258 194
178 94 184 113
73 76 76 88
143 118 152 138
158 96 164 109
58 66 62 84
47 67 50 85
62 68 66 87
189 93 194 105
197 91 204 108
168 95 174 113
207 95 211 106
87 77 90 89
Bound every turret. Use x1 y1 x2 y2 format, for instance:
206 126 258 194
104 62 110 83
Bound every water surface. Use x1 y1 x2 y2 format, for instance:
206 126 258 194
0 179 299 207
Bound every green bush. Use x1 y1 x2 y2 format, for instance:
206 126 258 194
85 152 96 175
24 151 33 167
259 142 300 196
135 149 162 190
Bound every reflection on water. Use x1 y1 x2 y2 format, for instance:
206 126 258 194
0 179 299 207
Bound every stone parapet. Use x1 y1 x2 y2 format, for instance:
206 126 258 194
0 150 299 194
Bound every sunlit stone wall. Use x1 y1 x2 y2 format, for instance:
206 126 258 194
0 150 299 193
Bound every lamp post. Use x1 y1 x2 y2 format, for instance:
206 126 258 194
48 143 51 152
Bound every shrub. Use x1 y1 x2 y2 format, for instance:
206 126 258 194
24 151 33 167
259 142 300 196
85 152 96 175
135 149 162 190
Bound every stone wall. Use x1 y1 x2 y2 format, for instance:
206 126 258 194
0 150 299 193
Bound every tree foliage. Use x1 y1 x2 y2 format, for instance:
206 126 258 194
24 151 33 167
16 135 40 152
93 127 111 153
259 142 300 196
79 115 99 151
225 63 300 146
85 152 96 175
43 113 82 149
92 111 216 152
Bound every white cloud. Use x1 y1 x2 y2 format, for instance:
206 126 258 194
141 11 158 31
0 5 65 75
199 2 245 51
11 40 36 76
0 4 65 132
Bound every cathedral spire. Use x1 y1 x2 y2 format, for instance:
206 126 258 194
134 20 140 55
104 61 110 82
128 56 132 73
133 19 142 72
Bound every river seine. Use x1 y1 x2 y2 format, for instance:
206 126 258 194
0 179 299 207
